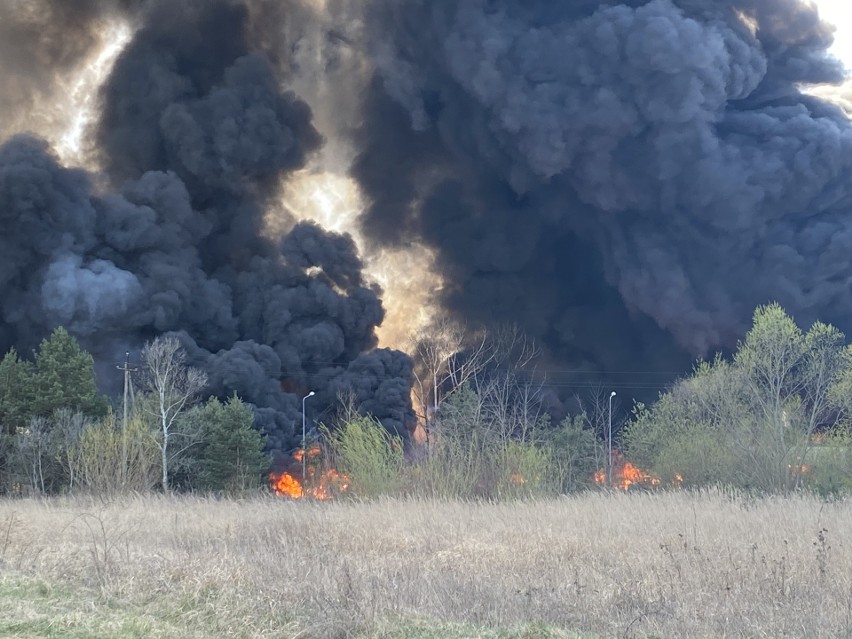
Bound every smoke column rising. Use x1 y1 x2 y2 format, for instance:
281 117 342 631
0 0 415 455
1 0 852 445
357 0 852 371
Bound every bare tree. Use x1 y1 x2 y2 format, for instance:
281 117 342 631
140 336 207 492
52 409 90 491
15 417 51 494
408 319 538 446
573 386 620 474
409 317 477 428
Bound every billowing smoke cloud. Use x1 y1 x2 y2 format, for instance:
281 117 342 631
357 0 852 370
3 0 852 444
0 0 415 455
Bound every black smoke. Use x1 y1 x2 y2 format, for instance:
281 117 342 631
357 0 852 378
3 0 852 444
0 0 415 455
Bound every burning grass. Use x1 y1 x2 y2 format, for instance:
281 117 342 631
0 490 850 638
270 445 351 500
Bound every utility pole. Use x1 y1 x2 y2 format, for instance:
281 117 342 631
116 352 138 485
608 391 616 487
302 391 315 493
117 352 138 429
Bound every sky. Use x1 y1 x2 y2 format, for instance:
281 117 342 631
814 0 852 71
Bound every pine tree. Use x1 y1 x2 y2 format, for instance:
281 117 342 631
193 395 268 492
0 348 33 435
31 327 107 419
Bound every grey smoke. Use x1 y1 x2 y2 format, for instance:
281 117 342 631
41 255 144 331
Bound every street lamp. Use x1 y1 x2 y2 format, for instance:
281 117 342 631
608 391 616 486
302 391 315 486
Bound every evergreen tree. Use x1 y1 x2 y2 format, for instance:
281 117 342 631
31 327 107 419
549 414 599 491
192 395 268 492
0 348 33 434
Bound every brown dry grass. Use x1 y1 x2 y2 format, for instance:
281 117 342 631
0 490 850 638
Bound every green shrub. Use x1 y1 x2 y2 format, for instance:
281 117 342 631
324 415 405 498
494 440 553 497
547 415 600 492
78 415 159 495
804 431 852 497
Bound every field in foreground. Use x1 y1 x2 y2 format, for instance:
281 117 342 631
0 491 849 638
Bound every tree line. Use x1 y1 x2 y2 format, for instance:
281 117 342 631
317 305 852 499
2 304 852 499
0 329 267 495
623 303 852 495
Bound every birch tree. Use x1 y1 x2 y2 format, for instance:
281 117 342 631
140 336 207 492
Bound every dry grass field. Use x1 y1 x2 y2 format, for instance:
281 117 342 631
0 490 849 638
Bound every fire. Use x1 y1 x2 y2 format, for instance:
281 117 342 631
510 473 526 485
619 461 662 490
594 450 681 490
272 472 304 498
310 468 350 500
294 445 321 464
269 445 349 500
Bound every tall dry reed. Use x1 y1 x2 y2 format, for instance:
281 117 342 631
0 490 849 638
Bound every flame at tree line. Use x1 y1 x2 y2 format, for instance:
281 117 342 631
269 445 350 500
594 450 683 491
270 445 683 498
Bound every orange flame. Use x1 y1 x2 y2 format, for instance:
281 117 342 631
294 445 322 464
594 450 681 490
272 472 303 498
310 468 350 500
270 445 349 500
619 462 661 490
510 473 526 485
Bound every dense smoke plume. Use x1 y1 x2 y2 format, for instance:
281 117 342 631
358 0 852 369
2 0 852 446
0 0 414 454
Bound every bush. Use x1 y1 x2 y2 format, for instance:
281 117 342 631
324 416 404 498
77 415 159 495
804 430 852 497
494 440 552 497
548 415 600 492
624 305 852 494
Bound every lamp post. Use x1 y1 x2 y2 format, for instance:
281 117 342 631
608 391 616 486
302 391 315 486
